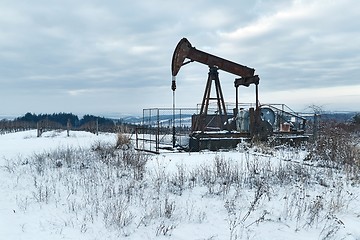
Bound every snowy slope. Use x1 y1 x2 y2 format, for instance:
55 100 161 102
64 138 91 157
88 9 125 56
1 130 360 240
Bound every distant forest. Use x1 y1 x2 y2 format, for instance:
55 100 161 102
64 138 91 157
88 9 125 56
0 112 137 134
15 112 116 127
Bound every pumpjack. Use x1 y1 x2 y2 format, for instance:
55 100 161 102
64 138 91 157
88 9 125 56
171 38 307 151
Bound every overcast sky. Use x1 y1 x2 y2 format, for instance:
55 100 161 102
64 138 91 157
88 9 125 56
1 0 359 117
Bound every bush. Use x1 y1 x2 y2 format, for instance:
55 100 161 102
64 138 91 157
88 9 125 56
308 120 360 170
115 133 132 150
353 113 360 125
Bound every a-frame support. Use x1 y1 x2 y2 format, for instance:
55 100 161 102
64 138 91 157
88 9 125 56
194 67 228 131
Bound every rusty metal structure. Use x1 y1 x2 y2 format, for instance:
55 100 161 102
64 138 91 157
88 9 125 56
172 38 260 131
134 38 309 153
169 38 307 151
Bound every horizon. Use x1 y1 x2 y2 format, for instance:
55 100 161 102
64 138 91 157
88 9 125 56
1 107 359 121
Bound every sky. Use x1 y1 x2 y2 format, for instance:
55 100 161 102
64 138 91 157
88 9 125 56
1 0 359 117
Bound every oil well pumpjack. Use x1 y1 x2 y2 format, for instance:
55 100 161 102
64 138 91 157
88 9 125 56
171 38 307 151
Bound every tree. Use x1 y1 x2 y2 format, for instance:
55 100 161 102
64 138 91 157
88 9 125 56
353 113 360 125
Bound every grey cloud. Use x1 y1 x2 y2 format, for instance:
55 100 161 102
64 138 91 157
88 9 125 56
215 0 360 92
0 0 359 116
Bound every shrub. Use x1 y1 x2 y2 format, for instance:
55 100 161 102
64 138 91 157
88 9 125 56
115 133 132 150
309 121 360 168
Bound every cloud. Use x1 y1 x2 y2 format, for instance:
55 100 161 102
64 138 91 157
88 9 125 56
215 0 360 92
0 0 359 116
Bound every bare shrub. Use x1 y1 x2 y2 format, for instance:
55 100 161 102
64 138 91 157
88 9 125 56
91 140 148 180
91 140 116 161
310 121 360 167
306 195 324 227
319 214 344 240
3 157 19 173
242 180 269 222
32 183 51 203
115 132 132 150
198 164 216 194
224 180 270 240
213 155 241 195
224 198 241 240
156 224 175 236
120 150 148 180
255 144 274 156
33 153 46 175
168 164 187 195
103 198 134 230
163 197 176 219
273 161 293 186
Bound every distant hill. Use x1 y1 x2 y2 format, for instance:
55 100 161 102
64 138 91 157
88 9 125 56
320 112 359 123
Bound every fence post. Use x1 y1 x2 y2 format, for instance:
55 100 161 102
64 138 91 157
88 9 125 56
67 119 71 137
157 108 160 153
37 122 40 137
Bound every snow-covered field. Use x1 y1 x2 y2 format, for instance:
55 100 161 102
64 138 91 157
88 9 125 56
1 130 360 239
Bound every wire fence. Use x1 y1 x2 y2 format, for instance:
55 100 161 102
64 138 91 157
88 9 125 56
135 108 199 153
135 103 315 153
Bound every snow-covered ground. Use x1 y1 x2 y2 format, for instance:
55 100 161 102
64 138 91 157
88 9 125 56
1 130 360 240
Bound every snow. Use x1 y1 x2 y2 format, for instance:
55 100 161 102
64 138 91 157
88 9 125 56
1 130 360 239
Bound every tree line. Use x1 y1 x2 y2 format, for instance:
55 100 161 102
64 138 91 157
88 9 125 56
0 112 137 134
15 112 117 127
